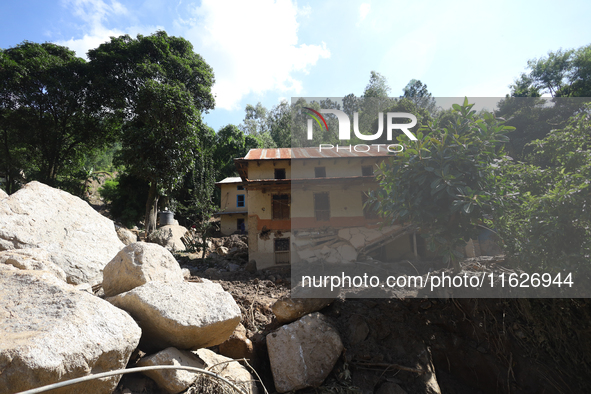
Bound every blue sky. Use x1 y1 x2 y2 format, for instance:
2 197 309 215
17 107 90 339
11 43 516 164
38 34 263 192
2 0 590 132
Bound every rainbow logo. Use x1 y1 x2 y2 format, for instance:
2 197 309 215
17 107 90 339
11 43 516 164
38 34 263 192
304 107 329 131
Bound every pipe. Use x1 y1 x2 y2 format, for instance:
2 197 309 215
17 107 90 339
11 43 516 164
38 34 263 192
14 365 249 394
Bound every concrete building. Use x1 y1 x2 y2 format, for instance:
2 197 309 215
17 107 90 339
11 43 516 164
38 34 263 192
216 176 248 236
232 147 420 270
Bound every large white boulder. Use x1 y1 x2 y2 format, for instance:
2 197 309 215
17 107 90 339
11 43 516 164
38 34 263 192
0 248 67 282
102 242 184 297
0 188 7 199
267 313 343 393
0 181 125 285
107 281 241 353
0 269 142 394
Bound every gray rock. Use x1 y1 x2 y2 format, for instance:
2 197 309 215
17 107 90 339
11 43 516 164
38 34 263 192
0 248 67 282
116 225 138 245
272 297 334 324
102 242 184 297
107 281 241 353
267 313 343 393
0 269 141 394
0 181 124 285
137 347 204 394
148 224 189 252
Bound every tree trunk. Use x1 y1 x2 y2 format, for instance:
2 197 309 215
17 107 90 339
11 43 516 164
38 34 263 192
145 181 159 239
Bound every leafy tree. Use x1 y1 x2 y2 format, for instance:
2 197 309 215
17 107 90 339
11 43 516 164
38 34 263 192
496 104 591 272
213 124 259 180
89 31 215 235
510 43 591 97
371 99 513 270
240 102 269 136
401 79 437 114
0 42 117 190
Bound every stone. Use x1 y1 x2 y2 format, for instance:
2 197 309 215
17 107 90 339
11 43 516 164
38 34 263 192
219 323 254 360
0 181 124 285
0 248 67 282
148 224 189 252
272 297 334 324
194 348 257 394
0 269 141 394
137 347 204 394
116 225 138 245
0 188 7 199
107 281 241 353
181 268 191 279
102 242 184 297
267 313 343 392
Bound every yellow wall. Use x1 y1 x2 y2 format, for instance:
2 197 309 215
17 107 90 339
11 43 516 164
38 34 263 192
246 161 291 180
219 183 248 213
220 213 248 236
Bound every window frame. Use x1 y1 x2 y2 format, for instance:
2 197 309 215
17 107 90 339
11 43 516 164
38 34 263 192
236 194 245 208
272 193 291 220
314 192 330 221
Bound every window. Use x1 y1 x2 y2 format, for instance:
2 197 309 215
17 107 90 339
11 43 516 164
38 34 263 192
274 168 286 179
362 192 379 219
237 185 244 190
274 237 290 264
314 166 326 178
236 194 245 207
362 165 374 176
272 194 290 219
314 192 330 221
236 218 245 232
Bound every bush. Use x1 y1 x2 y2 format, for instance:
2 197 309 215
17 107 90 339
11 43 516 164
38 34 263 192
99 173 149 228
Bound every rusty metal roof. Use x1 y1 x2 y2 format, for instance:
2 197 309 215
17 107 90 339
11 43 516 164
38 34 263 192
243 146 393 160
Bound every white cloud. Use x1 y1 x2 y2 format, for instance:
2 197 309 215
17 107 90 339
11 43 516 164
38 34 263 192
180 0 330 110
56 0 160 58
358 3 371 25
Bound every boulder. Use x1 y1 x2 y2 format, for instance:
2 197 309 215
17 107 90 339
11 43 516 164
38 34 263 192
116 225 138 245
376 382 408 394
0 188 7 199
0 269 141 394
0 181 124 285
272 297 334 324
148 224 188 252
194 348 257 394
219 323 253 360
267 313 343 393
0 248 67 282
102 242 184 297
107 281 241 353
137 347 204 394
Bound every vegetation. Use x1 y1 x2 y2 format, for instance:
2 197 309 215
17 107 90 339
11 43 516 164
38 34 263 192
371 98 513 270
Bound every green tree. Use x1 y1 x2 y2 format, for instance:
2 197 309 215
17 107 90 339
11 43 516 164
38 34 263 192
510 43 591 98
496 104 591 272
89 31 215 235
401 79 437 114
213 124 260 180
0 42 117 190
371 99 513 270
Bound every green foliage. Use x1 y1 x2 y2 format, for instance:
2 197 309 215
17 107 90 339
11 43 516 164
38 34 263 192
510 43 591 97
371 98 513 267
401 79 437 114
496 104 591 272
90 31 215 234
0 41 118 189
99 173 149 228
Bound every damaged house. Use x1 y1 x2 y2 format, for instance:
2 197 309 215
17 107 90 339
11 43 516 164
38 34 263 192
225 147 425 270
